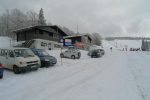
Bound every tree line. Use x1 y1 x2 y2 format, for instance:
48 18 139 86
0 8 73 37
0 8 102 46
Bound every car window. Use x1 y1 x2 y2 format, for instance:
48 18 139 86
8 50 14 57
14 49 34 58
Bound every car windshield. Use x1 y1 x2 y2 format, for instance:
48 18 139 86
37 50 49 57
14 49 35 58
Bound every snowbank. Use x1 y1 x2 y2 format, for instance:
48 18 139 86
0 36 12 48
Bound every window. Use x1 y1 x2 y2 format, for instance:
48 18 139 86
54 44 61 48
41 42 47 47
0 49 8 57
8 50 14 57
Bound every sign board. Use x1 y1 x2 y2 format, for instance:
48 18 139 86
64 39 72 46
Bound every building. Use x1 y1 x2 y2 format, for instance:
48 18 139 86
63 34 92 50
13 25 68 43
12 25 68 50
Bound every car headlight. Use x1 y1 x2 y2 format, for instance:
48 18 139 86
19 61 26 66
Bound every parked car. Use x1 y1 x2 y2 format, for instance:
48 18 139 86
60 46 81 59
31 48 57 67
100 49 105 55
88 49 105 58
0 48 41 74
0 62 4 79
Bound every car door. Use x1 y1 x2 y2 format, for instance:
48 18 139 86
65 50 71 58
0 49 6 68
7 50 15 69
72 49 76 57
2 49 10 69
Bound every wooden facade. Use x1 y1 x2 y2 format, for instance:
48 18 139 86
63 34 92 50
63 35 92 45
13 26 68 43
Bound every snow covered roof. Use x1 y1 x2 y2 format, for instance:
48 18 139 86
12 25 68 36
64 34 92 40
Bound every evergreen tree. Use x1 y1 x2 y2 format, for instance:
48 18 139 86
141 39 145 51
38 8 46 25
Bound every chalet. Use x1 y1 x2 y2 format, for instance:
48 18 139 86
13 25 68 43
12 25 68 50
63 34 92 50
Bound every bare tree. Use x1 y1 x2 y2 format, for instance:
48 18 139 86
0 9 40 37
26 11 38 26
91 33 102 46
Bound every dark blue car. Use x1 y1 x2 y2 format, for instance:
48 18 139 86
0 62 4 79
31 48 57 67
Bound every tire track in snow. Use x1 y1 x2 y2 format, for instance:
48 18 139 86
127 52 146 100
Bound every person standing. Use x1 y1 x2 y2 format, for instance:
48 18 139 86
110 47 112 52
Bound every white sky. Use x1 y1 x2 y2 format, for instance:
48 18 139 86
0 0 150 37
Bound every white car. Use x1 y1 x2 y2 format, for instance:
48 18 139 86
60 47 81 59
0 47 41 74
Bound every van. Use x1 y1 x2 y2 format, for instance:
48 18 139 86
22 39 63 50
0 47 41 74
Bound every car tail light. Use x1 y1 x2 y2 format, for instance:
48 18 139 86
0 63 4 68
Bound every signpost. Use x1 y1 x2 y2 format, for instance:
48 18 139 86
61 47 63 65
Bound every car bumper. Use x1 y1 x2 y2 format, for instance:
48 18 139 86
41 61 53 67
52 60 57 64
41 59 57 67
20 64 40 72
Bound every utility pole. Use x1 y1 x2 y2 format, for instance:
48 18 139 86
77 25 79 34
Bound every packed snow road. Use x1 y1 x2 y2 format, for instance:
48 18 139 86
0 50 149 100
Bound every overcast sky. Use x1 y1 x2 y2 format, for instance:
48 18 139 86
0 0 150 36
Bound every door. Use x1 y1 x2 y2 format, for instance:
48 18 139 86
1 49 9 69
0 49 7 68
64 50 70 58
7 50 15 69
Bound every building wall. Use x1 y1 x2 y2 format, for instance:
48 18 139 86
17 28 61 42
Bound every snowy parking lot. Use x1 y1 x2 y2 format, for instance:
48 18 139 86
0 49 150 100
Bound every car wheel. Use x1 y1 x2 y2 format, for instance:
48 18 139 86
60 53 64 58
77 53 81 59
13 66 21 74
0 75 3 79
34 67 39 70
71 55 75 59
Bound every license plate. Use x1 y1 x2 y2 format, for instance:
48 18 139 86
31 65 37 68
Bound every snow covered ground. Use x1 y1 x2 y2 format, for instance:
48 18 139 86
104 40 141 51
0 48 150 100
0 38 150 100
0 37 12 48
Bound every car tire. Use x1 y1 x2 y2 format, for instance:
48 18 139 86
0 75 3 79
34 67 39 70
13 66 21 74
91 55 95 58
77 53 81 59
60 53 64 58
71 55 75 59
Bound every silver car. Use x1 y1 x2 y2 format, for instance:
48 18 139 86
60 47 81 59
